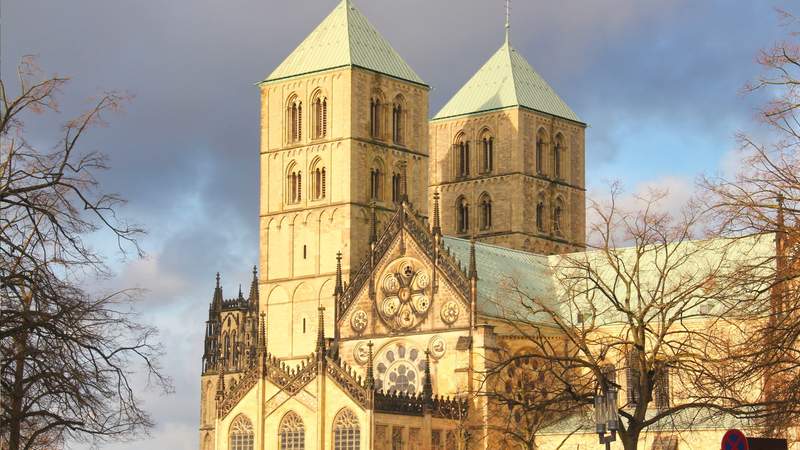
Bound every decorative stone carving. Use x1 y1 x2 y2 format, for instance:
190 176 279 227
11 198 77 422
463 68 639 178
377 258 431 330
353 341 370 365
441 301 460 325
428 335 446 360
350 309 368 333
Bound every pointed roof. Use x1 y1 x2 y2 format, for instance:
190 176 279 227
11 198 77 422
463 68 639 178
432 38 581 123
263 0 426 86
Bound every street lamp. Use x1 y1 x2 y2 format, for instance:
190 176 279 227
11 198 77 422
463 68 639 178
594 382 619 449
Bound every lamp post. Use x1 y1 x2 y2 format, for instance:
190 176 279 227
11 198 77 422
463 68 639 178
594 381 620 449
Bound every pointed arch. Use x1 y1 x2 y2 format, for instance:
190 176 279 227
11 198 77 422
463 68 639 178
479 128 494 174
203 433 213 450
287 93 303 143
203 380 214 424
553 132 565 179
479 192 492 230
536 128 548 176
286 161 302 204
456 196 470 234
553 196 565 234
332 408 361 450
392 94 405 145
310 157 326 200
453 131 470 179
535 193 546 232
370 90 385 139
279 411 305 450
311 89 328 139
369 157 385 201
229 414 254 450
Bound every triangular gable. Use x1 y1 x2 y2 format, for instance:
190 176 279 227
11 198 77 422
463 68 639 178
336 203 471 322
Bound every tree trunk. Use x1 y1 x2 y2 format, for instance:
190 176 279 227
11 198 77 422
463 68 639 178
9 332 26 450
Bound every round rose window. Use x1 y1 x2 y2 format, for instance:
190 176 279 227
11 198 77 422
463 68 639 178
374 342 427 394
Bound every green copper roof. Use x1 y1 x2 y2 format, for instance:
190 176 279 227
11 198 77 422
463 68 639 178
264 0 425 86
432 38 580 122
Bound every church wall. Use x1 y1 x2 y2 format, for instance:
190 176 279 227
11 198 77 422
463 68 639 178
258 66 430 362
429 107 586 254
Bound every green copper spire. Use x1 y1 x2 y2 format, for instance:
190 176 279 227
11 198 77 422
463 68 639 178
432 35 581 123
264 0 425 86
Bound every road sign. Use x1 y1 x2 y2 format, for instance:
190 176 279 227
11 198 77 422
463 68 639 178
722 429 749 450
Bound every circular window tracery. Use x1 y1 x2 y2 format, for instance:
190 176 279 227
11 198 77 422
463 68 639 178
378 258 431 331
374 342 427 394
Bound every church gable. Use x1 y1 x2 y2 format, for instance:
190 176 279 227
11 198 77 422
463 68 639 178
336 203 473 341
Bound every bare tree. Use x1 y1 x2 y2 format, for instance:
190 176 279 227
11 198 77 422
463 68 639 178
0 57 171 450
482 186 778 450
700 9 800 437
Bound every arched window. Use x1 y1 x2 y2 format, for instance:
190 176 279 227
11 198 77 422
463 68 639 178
625 348 642 406
479 193 492 230
287 163 302 204
457 197 469 234
333 408 360 450
370 94 383 139
553 198 564 234
454 133 470 178
279 411 305 450
229 415 254 450
553 133 564 179
654 363 671 412
535 129 548 175
391 171 401 204
370 160 384 201
536 197 545 232
288 95 302 143
480 130 493 173
310 159 326 200
312 93 328 139
392 96 404 145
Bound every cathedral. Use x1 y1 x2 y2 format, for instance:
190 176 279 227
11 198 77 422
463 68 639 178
196 1 761 449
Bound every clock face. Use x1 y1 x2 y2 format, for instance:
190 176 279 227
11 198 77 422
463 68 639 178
377 258 431 331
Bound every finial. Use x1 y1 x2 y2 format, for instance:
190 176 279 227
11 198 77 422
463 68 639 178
238 284 243 299
369 202 378 244
432 191 441 236
400 160 409 204
334 252 344 296
423 350 433 401
216 272 220 288
316 306 326 357
258 312 266 352
366 341 375 388
469 236 478 280
248 265 259 305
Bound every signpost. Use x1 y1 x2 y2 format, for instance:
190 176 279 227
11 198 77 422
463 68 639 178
722 429 787 450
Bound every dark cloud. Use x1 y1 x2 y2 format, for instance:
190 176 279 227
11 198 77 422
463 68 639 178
3 1 793 448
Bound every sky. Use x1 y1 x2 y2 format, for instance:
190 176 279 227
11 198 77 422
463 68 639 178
2 0 792 448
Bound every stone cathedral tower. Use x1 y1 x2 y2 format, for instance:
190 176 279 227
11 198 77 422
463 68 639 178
429 32 586 255
257 0 429 361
